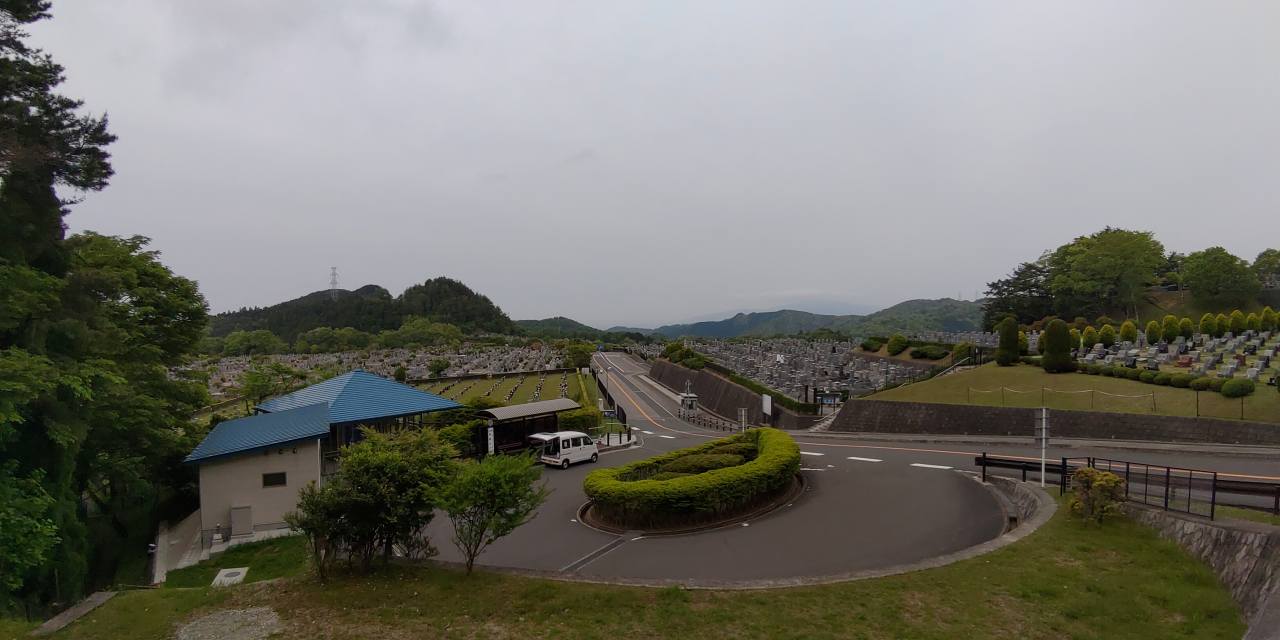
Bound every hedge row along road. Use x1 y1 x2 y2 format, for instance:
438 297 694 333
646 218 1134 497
419 352 1280 583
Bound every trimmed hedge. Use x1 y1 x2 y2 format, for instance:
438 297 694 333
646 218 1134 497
910 345 949 360
709 442 758 458
1189 377 1213 391
1221 378 1256 398
662 453 745 474
583 428 800 529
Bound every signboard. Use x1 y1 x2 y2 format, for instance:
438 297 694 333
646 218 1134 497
761 394 772 416
486 427 495 456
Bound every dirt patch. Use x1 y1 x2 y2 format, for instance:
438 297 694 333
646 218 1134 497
175 607 280 640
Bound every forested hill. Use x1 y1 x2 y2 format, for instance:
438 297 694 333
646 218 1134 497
211 277 518 341
650 298 983 338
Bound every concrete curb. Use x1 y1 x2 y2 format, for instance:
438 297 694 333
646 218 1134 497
416 479 1058 591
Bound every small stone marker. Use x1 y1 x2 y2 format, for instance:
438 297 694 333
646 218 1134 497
212 567 249 587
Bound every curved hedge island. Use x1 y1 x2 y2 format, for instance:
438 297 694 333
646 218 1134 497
583 428 801 531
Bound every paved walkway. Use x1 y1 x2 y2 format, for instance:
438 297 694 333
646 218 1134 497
31 592 115 636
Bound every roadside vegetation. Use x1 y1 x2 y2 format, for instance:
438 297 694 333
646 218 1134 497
872 362 1280 423
45 495 1244 640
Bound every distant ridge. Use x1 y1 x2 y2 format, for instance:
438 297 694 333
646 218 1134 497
649 298 983 338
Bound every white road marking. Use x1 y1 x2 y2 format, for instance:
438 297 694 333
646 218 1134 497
847 456 883 463
800 451 825 456
658 435 676 439
910 463 954 470
640 430 655 435
800 467 827 471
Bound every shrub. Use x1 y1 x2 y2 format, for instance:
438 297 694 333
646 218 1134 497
1139 370 1157 383
438 420 482 457
910 345 949 360
1144 320 1161 344
1119 320 1138 344
886 334 910 356
1018 331 1029 355
1170 374 1194 388
1209 378 1226 392
1124 368 1142 380
1179 317 1194 339
860 338 883 352
1086 364 1102 375
995 318 1019 366
1019 355 1041 366
1041 319 1073 373
1152 372 1172 386
1221 378 1256 398
1099 324 1117 347
1247 313 1261 332
558 408 602 433
1069 468 1125 523
1262 306 1278 332
1198 313 1217 337
1081 326 1099 349
662 453 746 475
709 442 758 458
584 429 800 529
1215 313 1229 337
1229 310 1246 335
650 472 693 481
1189 377 1213 391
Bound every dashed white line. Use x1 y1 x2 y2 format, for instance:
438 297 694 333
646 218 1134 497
658 435 676 439
800 451 825 456
910 463 953 470
639 430 655 435
800 467 826 472
847 456 883 463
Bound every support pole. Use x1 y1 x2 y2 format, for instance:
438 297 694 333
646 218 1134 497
1039 407 1048 488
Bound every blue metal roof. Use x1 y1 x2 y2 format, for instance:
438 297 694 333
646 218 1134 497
256 370 462 424
185 403 330 463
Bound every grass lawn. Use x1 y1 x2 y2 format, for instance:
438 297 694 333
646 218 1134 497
164 536 308 588
873 362 1280 423
53 497 1245 639
1217 505 1280 527
0 618 37 640
420 370 583 406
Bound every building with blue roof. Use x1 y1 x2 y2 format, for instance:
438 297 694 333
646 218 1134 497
187 370 461 543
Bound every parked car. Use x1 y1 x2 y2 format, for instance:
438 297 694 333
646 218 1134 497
533 431 598 469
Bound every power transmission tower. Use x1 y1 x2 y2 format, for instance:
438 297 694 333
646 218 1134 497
329 267 339 301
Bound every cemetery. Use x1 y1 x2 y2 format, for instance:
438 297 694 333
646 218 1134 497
421 368 585 405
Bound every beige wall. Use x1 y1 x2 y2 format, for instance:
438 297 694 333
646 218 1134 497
198 438 321 535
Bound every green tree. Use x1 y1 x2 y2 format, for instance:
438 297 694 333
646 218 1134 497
1178 317 1193 339
376 317 463 349
562 342 594 369
223 329 286 355
1040 319 1073 373
1098 324 1117 347
1046 228 1165 319
1118 320 1138 344
1247 313 1261 332
1069 468 1125 523
1215 313 1229 338
429 358 450 378
0 464 58 601
1144 320 1161 344
239 361 305 409
1082 326 1099 349
1229 310 1247 335
1069 327 1082 348
1198 313 1217 337
393 365 407 382
1161 315 1180 344
1253 248 1280 287
995 318 1019 366
1262 307 1277 332
440 454 550 574
886 334 910 356
1018 331 1029 355
981 261 1054 328
1182 247 1262 308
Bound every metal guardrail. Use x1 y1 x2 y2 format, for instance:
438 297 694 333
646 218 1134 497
975 453 1280 520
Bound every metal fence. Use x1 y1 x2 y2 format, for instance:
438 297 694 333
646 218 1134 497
976 453 1280 520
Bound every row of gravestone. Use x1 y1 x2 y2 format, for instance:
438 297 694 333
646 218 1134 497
1078 331 1277 383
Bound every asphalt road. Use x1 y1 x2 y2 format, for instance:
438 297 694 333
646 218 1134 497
424 353 1007 582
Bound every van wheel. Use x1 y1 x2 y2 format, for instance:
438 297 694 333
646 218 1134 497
590 453 599 463
561 459 571 469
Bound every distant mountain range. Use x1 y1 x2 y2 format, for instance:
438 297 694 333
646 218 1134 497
610 298 984 339
212 277 982 344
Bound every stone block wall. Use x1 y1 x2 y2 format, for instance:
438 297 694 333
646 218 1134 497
1125 505 1280 638
649 360 820 430
829 399 1280 446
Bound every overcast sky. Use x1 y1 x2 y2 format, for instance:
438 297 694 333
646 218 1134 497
31 1 1280 329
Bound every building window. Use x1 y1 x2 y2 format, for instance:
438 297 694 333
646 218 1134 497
262 472 287 488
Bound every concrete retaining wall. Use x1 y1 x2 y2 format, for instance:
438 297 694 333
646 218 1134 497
1125 506 1280 638
648 360 820 430
830 399 1280 446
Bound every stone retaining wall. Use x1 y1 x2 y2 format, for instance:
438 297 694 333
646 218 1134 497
1124 505 1280 638
830 399 1280 446
648 360 820 430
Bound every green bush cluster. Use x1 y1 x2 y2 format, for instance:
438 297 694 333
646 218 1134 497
661 453 746 474
860 338 883 352
1082 366 1257 397
909 345 949 360
583 429 800 529
886 334 910 356
1221 378 1256 398
709 442 758 457
558 407 602 433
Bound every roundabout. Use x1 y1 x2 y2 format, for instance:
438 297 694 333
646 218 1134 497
422 353 1023 586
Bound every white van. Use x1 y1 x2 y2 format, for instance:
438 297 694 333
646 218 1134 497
531 431 598 469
